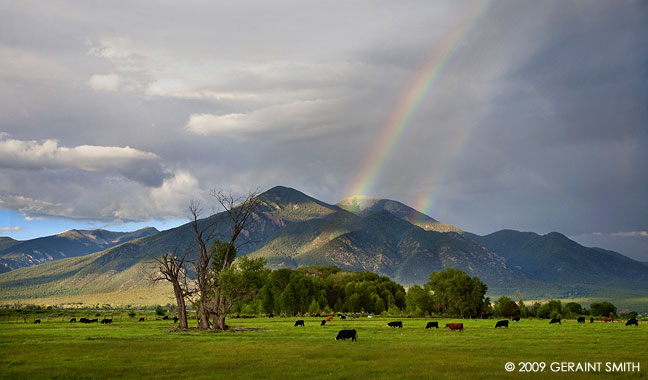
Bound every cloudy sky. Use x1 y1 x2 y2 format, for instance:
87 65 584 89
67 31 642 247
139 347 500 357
1 1 647 260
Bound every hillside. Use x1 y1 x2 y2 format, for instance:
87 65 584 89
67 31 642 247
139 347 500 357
0 227 159 271
0 186 647 309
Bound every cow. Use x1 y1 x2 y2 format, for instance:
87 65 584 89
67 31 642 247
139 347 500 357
321 320 326 326
315 313 321 318
425 322 439 329
577 317 585 324
173 316 178 323
626 318 638 327
268 314 274 318
512 317 520 322
70 318 76 323
495 320 509 328
294 320 305 327
90 319 99 323
337 313 344 318
445 323 464 332
604 317 614 323
138 317 145 322
34 319 41 324
80 318 90 324
339 315 347 320
162 316 169 320
590 317 594 323
387 321 403 328
549 318 561 325
335 329 357 341
100 318 112 324
325 316 334 322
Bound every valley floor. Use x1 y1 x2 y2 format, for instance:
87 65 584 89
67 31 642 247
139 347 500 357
0 316 646 379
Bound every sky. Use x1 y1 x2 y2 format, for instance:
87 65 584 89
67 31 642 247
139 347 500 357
0 1 647 260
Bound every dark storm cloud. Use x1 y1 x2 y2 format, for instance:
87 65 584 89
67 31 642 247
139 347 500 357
0 1 646 259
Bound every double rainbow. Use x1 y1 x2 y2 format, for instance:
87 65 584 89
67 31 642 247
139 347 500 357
344 0 493 218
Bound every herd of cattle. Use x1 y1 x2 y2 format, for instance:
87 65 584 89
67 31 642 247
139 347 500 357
29 314 640 342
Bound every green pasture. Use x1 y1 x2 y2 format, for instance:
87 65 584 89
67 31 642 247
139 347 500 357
0 316 645 380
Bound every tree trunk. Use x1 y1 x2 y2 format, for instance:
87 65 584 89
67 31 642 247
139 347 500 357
198 299 211 329
213 295 228 331
172 283 188 329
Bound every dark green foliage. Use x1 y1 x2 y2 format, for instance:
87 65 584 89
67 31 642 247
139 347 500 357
590 301 617 317
154 306 166 316
538 300 562 319
563 302 583 316
425 268 489 318
493 296 520 318
233 266 405 316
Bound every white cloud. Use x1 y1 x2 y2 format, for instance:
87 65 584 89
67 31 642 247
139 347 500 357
88 73 140 92
611 231 648 238
185 99 347 141
0 226 20 232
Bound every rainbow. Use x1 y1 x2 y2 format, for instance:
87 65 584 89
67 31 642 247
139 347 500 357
344 0 494 202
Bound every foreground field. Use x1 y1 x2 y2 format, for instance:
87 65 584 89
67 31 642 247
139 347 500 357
0 317 645 380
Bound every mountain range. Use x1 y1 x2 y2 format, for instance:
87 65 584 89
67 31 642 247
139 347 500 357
1 186 646 310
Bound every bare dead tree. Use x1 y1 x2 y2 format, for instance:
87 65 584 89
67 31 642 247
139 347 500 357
150 246 193 329
210 189 261 330
188 200 220 330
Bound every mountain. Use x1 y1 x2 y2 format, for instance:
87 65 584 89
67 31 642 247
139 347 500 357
0 227 159 272
1 186 647 309
467 229 648 288
337 196 462 233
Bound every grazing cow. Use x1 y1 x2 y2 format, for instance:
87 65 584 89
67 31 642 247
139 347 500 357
268 314 274 318
315 313 321 318
337 313 344 318
162 316 169 320
138 317 145 322
80 318 90 324
387 321 403 328
445 323 464 332
339 315 347 320
100 318 112 324
425 322 439 329
321 320 326 326
335 329 357 341
70 318 76 323
495 320 509 328
90 319 99 323
604 317 614 323
512 317 520 322
173 316 178 323
626 318 638 327
325 316 334 322
549 318 561 325
577 317 585 324
294 320 305 327
34 319 41 324
590 317 594 323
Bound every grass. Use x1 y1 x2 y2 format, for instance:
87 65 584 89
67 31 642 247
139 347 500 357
0 316 645 380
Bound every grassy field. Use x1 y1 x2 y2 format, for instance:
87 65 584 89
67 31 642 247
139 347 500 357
0 316 645 380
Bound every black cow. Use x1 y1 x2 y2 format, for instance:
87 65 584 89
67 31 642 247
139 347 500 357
590 317 594 323
425 322 439 329
495 320 509 328
173 316 178 323
549 318 561 325
387 321 403 328
321 320 326 326
315 313 321 318
80 318 90 324
577 317 585 324
512 317 520 322
34 319 41 324
335 329 357 341
90 319 98 323
100 318 112 324
626 318 638 327
70 318 76 323
339 315 346 320
294 320 305 327
138 317 145 322
162 316 169 320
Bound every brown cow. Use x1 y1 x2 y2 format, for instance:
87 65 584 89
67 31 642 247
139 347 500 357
325 316 334 322
604 317 614 323
445 323 464 332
